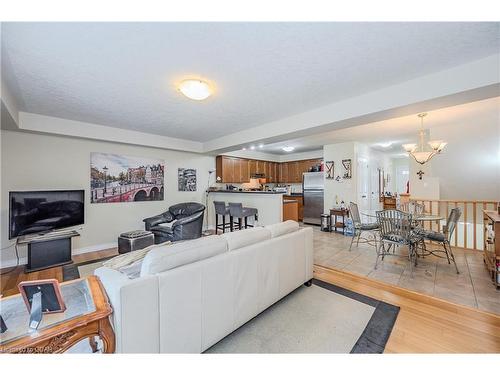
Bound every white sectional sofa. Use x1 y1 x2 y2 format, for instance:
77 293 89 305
95 221 313 353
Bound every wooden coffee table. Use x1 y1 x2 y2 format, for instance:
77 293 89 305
0 275 114 353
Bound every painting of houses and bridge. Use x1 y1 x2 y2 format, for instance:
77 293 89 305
91 152 164 203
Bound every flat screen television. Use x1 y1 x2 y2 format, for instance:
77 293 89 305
9 190 85 239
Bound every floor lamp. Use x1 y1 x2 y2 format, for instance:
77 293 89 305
203 170 216 234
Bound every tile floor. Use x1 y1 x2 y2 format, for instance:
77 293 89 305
310 225 500 315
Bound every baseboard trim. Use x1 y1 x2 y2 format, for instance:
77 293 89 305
72 242 117 255
0 242 117 269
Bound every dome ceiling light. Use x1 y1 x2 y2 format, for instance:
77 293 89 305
178 79 212 101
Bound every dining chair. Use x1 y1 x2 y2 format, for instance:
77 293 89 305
348 202 379 251
414 207 461 274
400 201 424 215
375 209 419 275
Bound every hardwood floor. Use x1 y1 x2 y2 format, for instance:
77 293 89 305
314 264 500 353
0 248 118 297
2 248 499 353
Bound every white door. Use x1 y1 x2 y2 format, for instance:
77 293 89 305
357 158 370 214
370 165 381 214
396 165 410 194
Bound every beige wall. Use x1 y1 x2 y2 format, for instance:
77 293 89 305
408 98 500 201
0 130 215 266
323 142 357 212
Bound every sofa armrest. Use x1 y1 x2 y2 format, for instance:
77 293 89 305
94 267 160 353
171 211 204 241
143 212 174 231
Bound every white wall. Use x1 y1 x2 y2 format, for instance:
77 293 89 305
0 130 215 267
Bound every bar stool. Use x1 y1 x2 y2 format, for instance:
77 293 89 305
228 203 258 230
214 201 233 233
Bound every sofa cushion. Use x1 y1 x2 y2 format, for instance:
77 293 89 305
265 220 299 238
103 244 162 269
140 235 228 276
221 227 272 251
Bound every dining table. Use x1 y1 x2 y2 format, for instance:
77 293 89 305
362 211 444 228
362 210 448 260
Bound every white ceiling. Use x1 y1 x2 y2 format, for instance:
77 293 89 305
260 96 500 156
2 22 499 143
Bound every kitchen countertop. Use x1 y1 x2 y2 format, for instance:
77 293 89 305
207 190 285 194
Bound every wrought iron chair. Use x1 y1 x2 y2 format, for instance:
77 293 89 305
349 202 379 251
400 201 425 215
375 209 419 275
414 207 461 274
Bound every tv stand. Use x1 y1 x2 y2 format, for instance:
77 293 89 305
18 231 80 273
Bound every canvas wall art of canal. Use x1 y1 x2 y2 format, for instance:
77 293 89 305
90 152 165 203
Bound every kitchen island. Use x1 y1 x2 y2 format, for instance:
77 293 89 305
207 190 284 228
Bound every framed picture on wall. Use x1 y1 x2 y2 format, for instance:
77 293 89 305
342 159 352 179
90 153 165 203
325 161 334 179
178 168 197 191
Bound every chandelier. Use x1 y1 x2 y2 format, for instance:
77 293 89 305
402 113 447 165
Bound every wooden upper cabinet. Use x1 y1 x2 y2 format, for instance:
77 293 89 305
288 161 302 183
268 162 276 182
216 156 236 183
216 156 324 183
281 162 289 182
240 158 249 182
262 161 268 176
233 158 241 183
223 157 234 183
249 159 257 178
256 160 266 175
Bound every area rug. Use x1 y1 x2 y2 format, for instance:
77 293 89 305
205 279 399 354
62 257 115 281
62 261 399 353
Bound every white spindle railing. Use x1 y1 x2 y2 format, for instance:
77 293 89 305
410 199 497 251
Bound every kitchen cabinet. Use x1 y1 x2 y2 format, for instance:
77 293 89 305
240 158 249 183
216 155 323 184
288 161 299 183
283 200 299 222
280 163 289 183
260 161 268 176
233 158 243 183
249 159 257 177
283 195 304 221
270 162 278 182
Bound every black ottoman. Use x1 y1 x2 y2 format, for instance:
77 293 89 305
118 230 154 254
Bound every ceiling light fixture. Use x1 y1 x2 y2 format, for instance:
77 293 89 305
250 145 255 150
378 142 393 148
282 146 295 152
178 79 212 101
402 113 447 165
258 144 264 148
242 147 246 151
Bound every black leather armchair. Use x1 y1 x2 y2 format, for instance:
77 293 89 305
143 202 205 244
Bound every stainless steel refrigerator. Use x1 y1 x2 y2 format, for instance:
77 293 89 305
302 172 324 225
